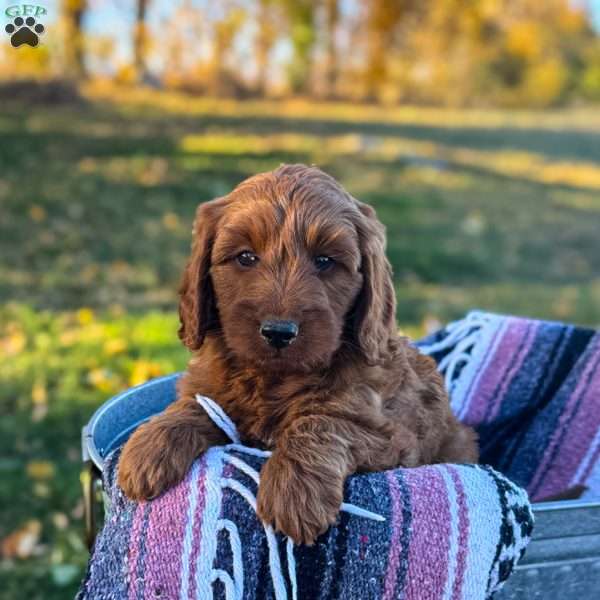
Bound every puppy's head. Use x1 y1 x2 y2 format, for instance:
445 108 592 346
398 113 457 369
178 164 396 372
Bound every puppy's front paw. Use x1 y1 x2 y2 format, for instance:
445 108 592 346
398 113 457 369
256 453 343 545
118 419 204 501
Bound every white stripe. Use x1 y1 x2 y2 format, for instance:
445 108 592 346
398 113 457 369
225 444 272 458
195 448 225 599
196 394 241 443
221 477 288 600
340 502 385 522
212 569 236 598
287 537 297 600
440 467 460 600
218 519 244 600
458 466 501 598
221 477 258 511
179 460 202 600
456 317 507 421
225 455 261 485
572 426 600 487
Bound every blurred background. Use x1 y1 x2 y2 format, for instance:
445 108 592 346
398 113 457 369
2 0 600 597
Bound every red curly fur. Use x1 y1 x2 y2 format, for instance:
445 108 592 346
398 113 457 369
118 164 478 544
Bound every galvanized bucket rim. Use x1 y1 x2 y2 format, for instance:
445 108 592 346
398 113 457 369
81 372 181 472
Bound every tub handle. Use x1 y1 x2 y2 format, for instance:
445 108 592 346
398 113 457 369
81 460 102 550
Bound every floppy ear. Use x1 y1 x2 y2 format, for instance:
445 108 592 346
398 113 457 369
178 199 225 351
353 202 397 364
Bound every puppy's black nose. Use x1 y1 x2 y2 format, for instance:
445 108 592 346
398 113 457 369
260 320 299 349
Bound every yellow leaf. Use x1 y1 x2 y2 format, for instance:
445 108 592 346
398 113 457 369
87 368 115 393
103 338 128 356
26 460 55 480
162 212 180 231
77 308 95 325
0 329 26 356
32 381 47 405
129 360 163 387
29 204 46 222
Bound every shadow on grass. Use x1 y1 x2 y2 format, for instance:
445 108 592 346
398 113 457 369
1 101 600 323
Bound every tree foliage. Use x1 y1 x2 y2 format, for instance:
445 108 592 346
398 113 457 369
2 0 600 106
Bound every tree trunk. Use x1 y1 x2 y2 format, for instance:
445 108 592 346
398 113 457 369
62 0 88 79
134 0 150 81
323 0 339 98
284 0 316 95
256 0 276 96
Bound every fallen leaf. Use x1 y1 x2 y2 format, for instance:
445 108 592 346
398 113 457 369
77 308 95 326
29 205 46 222
26 460 55 480
1 520 42 559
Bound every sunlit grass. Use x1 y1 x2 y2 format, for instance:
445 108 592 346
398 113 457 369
177 131 600 190
85 80 600 132
2 88 600 598
0 305 190 599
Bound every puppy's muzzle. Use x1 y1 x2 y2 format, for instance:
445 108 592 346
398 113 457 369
260 320 299 349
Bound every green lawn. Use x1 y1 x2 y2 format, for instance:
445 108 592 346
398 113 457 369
2 87 600 598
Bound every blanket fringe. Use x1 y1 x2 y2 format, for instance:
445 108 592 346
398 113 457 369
418 311 494 398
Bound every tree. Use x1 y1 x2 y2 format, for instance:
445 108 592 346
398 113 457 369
363 0 405 100
133 0 150 82
255 0 279 96
282 0 316 95
210 5 247 96
323 0 339 97
62 0 87 79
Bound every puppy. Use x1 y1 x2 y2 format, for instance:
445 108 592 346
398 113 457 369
118 164 478 544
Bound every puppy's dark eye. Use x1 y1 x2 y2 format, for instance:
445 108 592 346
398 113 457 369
314 255 334 272
236 251 259 267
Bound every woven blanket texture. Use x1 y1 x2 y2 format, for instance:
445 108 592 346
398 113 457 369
418 311 600 502
77 448 531 600
77 310 574 600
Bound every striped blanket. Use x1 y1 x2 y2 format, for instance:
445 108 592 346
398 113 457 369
418 311 600 502
78 385 534 600
78 448 531 600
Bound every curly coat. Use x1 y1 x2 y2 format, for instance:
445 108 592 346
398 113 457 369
118 164 478 544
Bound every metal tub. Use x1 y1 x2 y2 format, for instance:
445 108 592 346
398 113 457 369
81 374 600 599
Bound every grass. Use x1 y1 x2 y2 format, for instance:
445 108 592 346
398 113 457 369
1 84 600 598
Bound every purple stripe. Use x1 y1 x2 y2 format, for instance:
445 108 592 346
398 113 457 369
187 459 209 598
142 473 192 599
382 471 405 600
459 320 506 419
532 341 600 499
465 320 530 426
128 503 147 600
486 322 539 422
447 467 469 600
404 467 451 600
134 503 152 600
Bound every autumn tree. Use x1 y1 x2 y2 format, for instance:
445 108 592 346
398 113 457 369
254 0 280 95
210 4 247 96
62 0 88 79
322 0 339 97
133 0 150 82
282 0 317 95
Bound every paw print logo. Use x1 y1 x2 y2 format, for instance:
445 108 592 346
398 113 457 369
5 16 45 48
